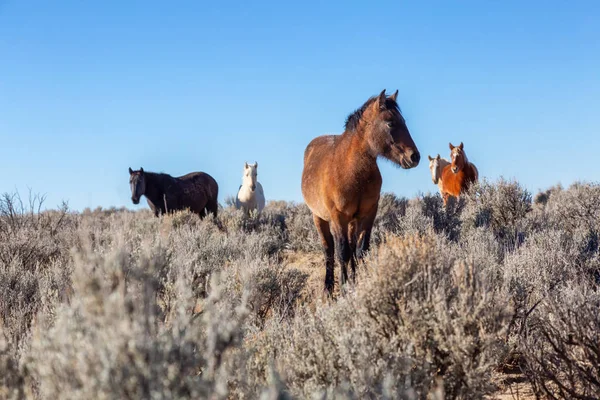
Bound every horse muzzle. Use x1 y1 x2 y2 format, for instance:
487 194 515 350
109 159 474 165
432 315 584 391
401 150 420 169
131 197 140 205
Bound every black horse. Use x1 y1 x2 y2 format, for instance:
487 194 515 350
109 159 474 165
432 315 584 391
128 167 219 218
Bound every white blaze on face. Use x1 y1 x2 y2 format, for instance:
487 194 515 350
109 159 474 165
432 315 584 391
451 147 468 169
429 158 439 183
243 163 258 190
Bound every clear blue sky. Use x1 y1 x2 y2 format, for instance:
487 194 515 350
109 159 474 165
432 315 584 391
1 1 599 211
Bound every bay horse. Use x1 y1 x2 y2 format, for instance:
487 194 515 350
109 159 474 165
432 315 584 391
128 167 219 218
301 90 420 295
428 154 450 195
235 162 266 216
439 142 478 206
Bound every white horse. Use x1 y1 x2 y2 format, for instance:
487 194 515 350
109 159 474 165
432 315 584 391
235 162 265 215
428 153 479 195
428 154 451 195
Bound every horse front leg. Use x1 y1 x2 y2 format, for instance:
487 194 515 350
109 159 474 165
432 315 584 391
442 192 450 207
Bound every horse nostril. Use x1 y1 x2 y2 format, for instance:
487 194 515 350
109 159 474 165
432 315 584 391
411 151 420 164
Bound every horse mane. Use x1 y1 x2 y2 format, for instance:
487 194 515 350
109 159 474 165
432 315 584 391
344 96 401 132
144 171 178 190
462 152 470 165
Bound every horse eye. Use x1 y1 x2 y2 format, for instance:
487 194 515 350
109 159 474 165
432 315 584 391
386 122 393 128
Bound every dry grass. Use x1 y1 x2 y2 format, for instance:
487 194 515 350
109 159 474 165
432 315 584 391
1 179 599 399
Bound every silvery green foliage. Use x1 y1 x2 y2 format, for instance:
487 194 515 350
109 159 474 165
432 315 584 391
1 181 599 398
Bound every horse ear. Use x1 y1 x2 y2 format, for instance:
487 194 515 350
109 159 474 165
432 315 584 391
389 90 398 102
378 89 387 110
254 162 258 168
427 155 433 161
244 162 249 169
129 167 133 175
436 154 441 159
459 142 464 150
140 167 144 174
449 143 455 150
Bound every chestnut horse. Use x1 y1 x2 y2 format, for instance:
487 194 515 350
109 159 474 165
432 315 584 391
301 90 420 295
439 142 478 205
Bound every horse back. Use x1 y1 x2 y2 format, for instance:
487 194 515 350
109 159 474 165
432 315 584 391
178 172 217 192
173 172 219 209
303 135 337 165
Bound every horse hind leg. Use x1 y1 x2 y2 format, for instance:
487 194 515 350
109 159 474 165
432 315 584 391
356 208 377 261
348 220 358 282
313 214 335 295
330 214 351 289
206 199 218 219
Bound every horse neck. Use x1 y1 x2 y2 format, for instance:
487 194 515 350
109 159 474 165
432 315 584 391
453 153 468 171
144 173 168 203
340 129 378 176
437 159 449 179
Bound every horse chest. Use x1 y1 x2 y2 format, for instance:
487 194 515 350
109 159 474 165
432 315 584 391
442 169 471 195
332 173 381 215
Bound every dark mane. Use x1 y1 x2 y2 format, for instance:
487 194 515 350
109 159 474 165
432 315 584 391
344 96 401 132
141 171 177 187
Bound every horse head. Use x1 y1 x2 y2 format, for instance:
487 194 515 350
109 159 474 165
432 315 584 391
243 162 258 191
428 154 442 184
449 142 467 173
128 167 146 204
362 89 420 169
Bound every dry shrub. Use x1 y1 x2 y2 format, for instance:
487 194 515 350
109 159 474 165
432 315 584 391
243 261 308 328
0 192 73 270
523 287 600 399
27 237 249 400
461 179 531 252
0 329 26 400
0 192 75 357
370 192 408 245
1 180 599 399
377 193 462 242
533 184 562 207
540 182 600 231
535 183 600 283
278 203 321 253
249 234 510 398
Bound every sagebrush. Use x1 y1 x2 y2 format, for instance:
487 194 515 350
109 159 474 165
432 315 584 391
1 179 599 399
